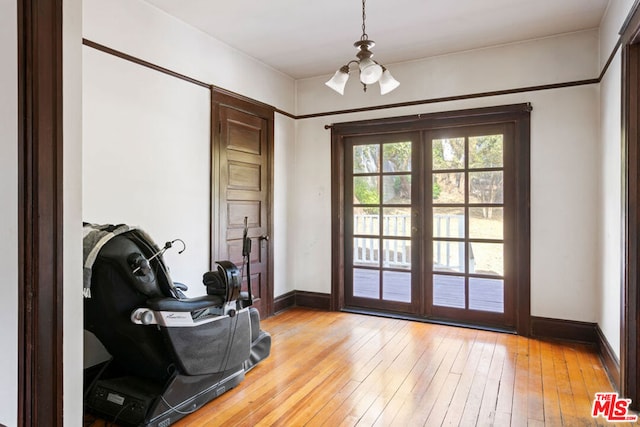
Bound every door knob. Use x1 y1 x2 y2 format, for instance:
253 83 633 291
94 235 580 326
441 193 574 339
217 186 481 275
259 235 270 241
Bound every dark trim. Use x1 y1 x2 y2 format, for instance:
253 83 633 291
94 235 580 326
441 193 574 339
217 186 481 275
597 325 621 391
83 35 623 121
599 39 622 81
295 291 331 311
530 317 597 344
18 0 64 425
301 79 596 120
211 86 294 119
273 291 296 313
620 0 640 40
82 38 296 119
273 291 332 312
82 38 210 89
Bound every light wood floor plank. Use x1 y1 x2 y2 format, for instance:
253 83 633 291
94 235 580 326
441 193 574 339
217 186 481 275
86 308 621 426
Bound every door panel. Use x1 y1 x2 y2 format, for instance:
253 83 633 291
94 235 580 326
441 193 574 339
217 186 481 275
345 133 419 314
427 125 514 328
216 104 270 317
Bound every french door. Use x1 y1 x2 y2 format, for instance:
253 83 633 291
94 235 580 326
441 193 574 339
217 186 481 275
344 133 419 314
335 105 530 332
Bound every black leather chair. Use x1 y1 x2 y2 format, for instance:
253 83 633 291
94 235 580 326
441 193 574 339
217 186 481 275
83 224 270 427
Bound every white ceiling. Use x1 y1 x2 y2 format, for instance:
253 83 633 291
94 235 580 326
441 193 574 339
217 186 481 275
143 0 609 79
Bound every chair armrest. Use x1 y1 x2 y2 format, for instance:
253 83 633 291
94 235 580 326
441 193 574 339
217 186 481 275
173 282 188 291
147 295 224 312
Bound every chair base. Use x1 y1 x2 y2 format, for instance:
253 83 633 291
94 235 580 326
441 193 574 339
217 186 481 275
86 366 245 427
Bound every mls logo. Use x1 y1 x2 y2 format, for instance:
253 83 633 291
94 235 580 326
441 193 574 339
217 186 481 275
591 392 638 422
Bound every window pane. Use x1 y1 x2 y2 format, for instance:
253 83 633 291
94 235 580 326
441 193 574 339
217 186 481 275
382 142 411 172
433 137 465 170
469 207 503 240
383 175 411 204
469 277 504 313
469 134 503 169
469 242 504 276
353 268 379 299
353 144 379 173
383 239 411 269
354 237 379 267
383 271 411 303
354 176 380 205
469 171 503 204
433 172 465 204
433 274 465 308
353 207 379 236
433 208 464 238
433 240 465 273
383 208 411 237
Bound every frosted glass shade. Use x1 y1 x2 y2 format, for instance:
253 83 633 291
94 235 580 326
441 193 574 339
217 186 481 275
359 58 383 84
325 68 350 95
379 69 400 95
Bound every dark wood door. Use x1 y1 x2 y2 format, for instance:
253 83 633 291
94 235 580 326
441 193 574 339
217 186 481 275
213 98 273 318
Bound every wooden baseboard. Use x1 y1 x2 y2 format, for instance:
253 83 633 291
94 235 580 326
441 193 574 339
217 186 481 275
295 291 331 310
530 316 597 344
596 325 621 391
273 291 296 314
273 290 331 312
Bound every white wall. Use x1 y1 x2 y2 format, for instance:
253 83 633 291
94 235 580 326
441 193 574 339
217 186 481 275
598 51 621 359
82 0 298 296
0 0 18 424
293 31 601 323
596 0 637 360
83 0 295 114
83 46 211 293
64 0 85 424
273 113 297 297
297 30 598 115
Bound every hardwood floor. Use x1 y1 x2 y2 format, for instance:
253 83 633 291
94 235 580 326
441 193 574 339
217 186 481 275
168 308 624 427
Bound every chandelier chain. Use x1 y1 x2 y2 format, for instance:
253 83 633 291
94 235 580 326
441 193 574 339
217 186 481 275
361 0 368 40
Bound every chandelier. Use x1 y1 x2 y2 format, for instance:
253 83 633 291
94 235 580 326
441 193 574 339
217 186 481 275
325 0 400 95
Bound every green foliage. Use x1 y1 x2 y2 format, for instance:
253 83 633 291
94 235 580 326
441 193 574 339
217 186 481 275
383 142 411 171
354 178 379 205
433 180 441 200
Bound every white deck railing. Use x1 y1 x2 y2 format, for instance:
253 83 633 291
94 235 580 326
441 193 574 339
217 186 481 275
354 214 471 271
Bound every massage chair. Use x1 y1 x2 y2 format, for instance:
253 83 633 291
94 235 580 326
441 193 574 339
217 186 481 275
83 224 271 426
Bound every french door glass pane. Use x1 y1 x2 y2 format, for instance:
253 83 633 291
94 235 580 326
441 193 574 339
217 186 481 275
383 142 412 172
469 242 504 276
383 271 411 302
383 208 411 237
469 134 503 168
433 274 465 308
383 239 411 269
469 171 503 204
433 241 465 273
354 238 379 267
383 175 411 204
432 137 465 170
433 172 465 203
353 144 380 173
353 268 379 299
469 277 504 312
353 207 379 235
469 207 503 240
433 208 464 238
354 176 380 204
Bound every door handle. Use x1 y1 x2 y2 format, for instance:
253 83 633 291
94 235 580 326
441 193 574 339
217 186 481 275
259 235 270 242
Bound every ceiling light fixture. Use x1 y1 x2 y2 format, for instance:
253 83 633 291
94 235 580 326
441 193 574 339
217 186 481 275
325 0 400 95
